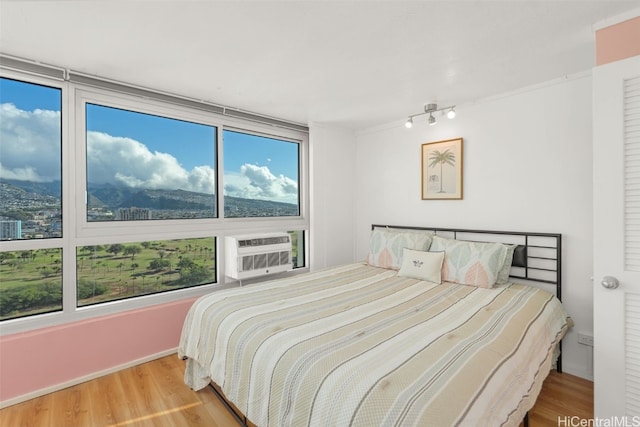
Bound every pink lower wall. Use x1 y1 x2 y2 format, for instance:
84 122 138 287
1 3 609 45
0 297 197 404
596 16 640 65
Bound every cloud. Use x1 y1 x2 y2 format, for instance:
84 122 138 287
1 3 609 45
224 163 298 204
87 131 216 194
1 103 297 204
0 103 61 182
0 102 215 193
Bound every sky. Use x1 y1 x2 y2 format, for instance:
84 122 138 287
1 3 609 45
0 79 61 182
0 77 299 205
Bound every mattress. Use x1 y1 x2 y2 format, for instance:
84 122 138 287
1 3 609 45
178 262 572 426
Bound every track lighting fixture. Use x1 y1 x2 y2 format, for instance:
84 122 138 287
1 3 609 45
405 103 456 128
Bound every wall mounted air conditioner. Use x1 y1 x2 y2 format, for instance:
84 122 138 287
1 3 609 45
225 233 292 280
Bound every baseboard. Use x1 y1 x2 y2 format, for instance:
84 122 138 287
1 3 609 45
0 347 178 409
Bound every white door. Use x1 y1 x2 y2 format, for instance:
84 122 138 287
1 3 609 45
593 54 640 417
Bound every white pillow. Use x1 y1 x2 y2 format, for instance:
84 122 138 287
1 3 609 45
398 248 445 284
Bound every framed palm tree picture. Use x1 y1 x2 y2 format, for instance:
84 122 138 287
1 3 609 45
421 137 463 200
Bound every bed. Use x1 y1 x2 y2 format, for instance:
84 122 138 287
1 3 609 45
178 226 572 426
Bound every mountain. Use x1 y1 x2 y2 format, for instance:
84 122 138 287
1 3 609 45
89 184 214 211
1 179 61 198
86 184 297 215
0 179 297 217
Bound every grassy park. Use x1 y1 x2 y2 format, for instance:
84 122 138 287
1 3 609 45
0 237 215 320
0 248 63 320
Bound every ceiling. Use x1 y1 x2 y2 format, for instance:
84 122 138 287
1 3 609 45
0 1 638 129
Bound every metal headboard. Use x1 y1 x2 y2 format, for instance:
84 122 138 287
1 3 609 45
371 225 562 299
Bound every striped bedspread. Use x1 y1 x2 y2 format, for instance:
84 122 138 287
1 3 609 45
178 263 572 427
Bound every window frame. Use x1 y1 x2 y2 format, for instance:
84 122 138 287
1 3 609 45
0 71 66 327
0 69 310 336
75 88 224 238
0 72 65 244
221 126 304 219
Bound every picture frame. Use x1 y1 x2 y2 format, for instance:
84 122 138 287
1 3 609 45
421 137 463 200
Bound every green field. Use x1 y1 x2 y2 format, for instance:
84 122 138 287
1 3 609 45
0 237 216 320
0 248 63 320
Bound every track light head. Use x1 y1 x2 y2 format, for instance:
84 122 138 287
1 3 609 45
428 113 436 126
447 108 456 119
405 117 413 128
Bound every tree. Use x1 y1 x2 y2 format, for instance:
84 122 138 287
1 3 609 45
87 245 104 254
39 266 53 278
428 149 456 193
108 244 125 256
77 279 107 300
0 252 16 263
148 258 170 271
178 264 211 285
177 257 195 270
124 245 141 260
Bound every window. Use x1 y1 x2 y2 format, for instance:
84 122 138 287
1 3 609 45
1 64 308 334
76 237 215 306
223 130 299 217
86 104 217 221
0 77 63 321
0 78 62 240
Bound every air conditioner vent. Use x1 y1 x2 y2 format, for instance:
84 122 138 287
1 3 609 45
226 233 293 281
238 236 290 247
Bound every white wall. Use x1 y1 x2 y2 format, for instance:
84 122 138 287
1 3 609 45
309 123 357 269
353 74 595 380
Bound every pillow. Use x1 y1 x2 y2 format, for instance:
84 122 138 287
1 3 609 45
495 244 517 285
366 228 433 270
428 235 508 288
398 249 444 284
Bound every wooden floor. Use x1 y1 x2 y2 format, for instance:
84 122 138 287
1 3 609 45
0 354 593 427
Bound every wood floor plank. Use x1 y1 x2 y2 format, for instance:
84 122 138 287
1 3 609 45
115 364 175 427
50 385 92 427
86 376 120 427
148 358 216 427
201 393 249 427
0 394 54 427
520 371 594 426
1 355 593 427
104 369 142 426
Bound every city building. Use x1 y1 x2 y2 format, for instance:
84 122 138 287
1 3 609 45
116 207 152 221
0 220 21 240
